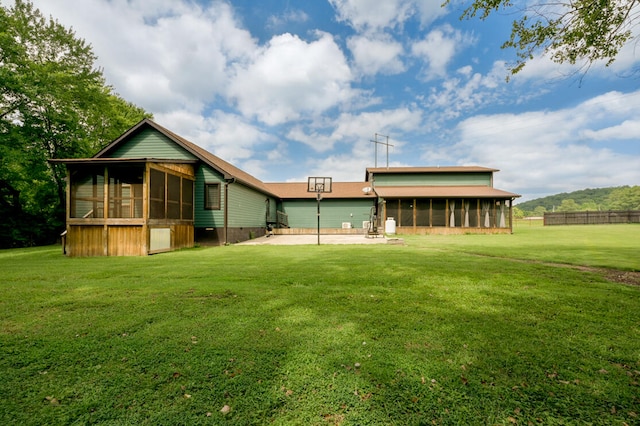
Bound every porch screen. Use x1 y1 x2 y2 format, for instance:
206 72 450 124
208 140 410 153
150 168 194 220
150 168 166 219
400 200 413 226
167 174 181 219
182 178 194 220
108 167 143 218
70 168 104 218
431 199 446 226
416 200 429 226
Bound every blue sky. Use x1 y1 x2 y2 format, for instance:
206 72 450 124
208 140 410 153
18 0 640 202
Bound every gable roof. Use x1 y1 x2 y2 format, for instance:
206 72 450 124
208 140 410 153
265 182 376 199
95 119 278 197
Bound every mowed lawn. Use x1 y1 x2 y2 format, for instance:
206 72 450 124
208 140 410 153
1 225 638 425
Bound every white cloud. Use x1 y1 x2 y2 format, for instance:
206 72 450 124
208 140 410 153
411 25 476 80
287 107 423 153
415 0 449 27
430 90 640 200
328 0 414 31
227 32 354 125
29 0 255 114
347 34 405 76
267 9 309 29
425 61 507 120
582 120 640 140
154 110 273 166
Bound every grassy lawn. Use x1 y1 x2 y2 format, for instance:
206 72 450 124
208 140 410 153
1 225 638 425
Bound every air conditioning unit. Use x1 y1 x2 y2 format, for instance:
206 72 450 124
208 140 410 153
341 222 352 229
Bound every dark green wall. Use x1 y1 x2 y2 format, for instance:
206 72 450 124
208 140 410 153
373 172 492 186
282 199 375 229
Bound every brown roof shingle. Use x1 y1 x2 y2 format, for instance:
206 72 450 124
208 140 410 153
265 182 377 199
373 186 520 198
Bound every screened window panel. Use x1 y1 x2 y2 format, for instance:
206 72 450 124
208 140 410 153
108 167 143 218
468 201 479 227
149 169 166 219
70 168 104 218
416 199 430 226
167 174 181 219
400 200 413 226
431 199 446 226
386 200 399 223
182 179 194 220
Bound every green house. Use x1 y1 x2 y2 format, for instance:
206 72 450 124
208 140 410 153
52 119 520 256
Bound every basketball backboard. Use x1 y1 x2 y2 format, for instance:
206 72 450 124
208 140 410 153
307 176 332 193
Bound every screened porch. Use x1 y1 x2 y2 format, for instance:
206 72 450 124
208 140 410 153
54 158 197 256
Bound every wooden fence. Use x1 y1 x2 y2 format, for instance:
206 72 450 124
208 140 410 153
544 210 640 226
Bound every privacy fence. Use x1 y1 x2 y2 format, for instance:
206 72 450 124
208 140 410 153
544 210 640 226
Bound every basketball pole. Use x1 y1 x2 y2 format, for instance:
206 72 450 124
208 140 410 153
317 192 321 245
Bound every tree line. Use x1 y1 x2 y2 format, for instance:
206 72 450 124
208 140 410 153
1 1 151 248
514 186 640 218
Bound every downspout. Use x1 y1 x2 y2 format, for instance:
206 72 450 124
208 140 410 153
223 178 235 244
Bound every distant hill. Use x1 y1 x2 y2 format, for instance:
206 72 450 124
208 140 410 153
515 187 623 213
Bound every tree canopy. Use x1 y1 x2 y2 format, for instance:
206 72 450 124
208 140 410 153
1 0 151 248
452 0 640 75
515 186 640 216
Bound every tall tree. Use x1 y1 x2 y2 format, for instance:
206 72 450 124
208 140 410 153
0 0 151 247
607 186 640 210
450 0 640 76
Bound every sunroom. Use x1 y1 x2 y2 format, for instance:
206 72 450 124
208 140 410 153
51 158 196 256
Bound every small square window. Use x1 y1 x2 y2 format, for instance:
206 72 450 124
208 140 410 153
205 183 221 210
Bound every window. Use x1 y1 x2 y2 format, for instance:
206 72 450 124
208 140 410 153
205 183 221 210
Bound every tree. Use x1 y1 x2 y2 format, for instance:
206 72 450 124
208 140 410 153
451 0 640 76
607 185 640 210
533 206 547 217
0 0 151 248
557 198 580 212
512 206 525 219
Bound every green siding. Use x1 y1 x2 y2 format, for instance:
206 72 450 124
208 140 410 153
109 128 197 160
194 166 225 228
282 199 375 228
227 183 270 227
373 172 492 186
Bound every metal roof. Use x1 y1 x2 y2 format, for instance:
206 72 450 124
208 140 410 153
373 185 520 198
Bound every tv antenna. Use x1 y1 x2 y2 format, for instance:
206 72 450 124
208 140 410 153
370 133 393 168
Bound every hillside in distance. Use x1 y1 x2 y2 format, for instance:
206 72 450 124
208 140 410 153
515 187 624 213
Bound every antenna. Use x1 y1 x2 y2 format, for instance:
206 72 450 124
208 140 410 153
370 133 394 168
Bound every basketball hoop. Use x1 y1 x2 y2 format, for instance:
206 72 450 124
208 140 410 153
307 177 332 194
307 177 332 245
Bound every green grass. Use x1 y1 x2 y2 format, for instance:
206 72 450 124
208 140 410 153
1 225 639 425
